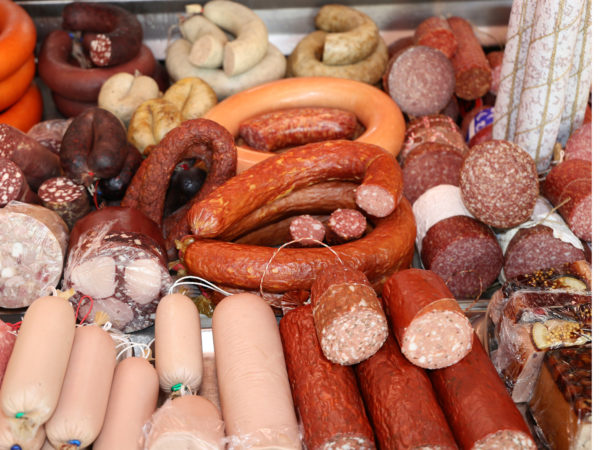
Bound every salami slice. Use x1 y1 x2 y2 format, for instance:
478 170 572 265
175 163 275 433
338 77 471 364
384 46 455 117
326 208 367 242
0 202 68 308
401 143 464 204
288 214 326 245
0 157 38 207
37 177 91 229
279 304 375 450
429 336 536 449
401 114 467 161
542 158 591 242
459 140 539 229
564 122 591 162
414 17 458 59
311 264 388 365
355 337 457 450
421 215 503 299
382 268 473 369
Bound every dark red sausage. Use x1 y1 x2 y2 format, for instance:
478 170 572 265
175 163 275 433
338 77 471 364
62 2 143 67
51 92 97 118
414 17 458 59
26 118 73 154
382 268 473 369
0 157 39 206
355 337 458 450
99 143 143 201
429 336 536 449
326 208 367 242
289 214 326 245
279 304 376 450
37 176 91 229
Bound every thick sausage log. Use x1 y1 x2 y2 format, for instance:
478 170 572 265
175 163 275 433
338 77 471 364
62 2 143 68
279 304 375 450
401 114 467 161
37 177 90 229
0 296 76 441
213 293 301 449
543 158 591 242
45 325 117 449
0 157 39 207
429 336 536 449
383 268 473 369
311 264 387 365
98 143 143 201
0 410 46 450
355 337 458 450
238 107 358 151
414 17 458 59
26 118 73 155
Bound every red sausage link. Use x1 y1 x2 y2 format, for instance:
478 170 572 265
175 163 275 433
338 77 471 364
414 17 458 59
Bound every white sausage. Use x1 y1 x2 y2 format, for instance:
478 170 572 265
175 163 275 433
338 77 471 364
0 409 46 450
0 296 76 442
180 15 228 69
93 357 158 450
45 325 117 448
154 293 203 394
212 293 301 449
143 395 224 450
162 77 217 121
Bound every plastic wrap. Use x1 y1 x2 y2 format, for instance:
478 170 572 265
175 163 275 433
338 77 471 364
143 396 225 450
62 221 172 333
0 201 68 308
529 345 591 450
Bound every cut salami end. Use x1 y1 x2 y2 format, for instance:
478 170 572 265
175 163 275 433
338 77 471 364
327 208 367 240
402 114 467 161
355 184 395 217
289 215 326 245
402 309 473 369
0 157 27 207
414 17 458 59
569 195 592 242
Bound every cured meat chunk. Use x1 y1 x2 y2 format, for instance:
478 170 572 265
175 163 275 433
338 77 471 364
414 17 458 59
0 157 39 207
382 268 473 369
279 304 375 450
37 177 91 229
401 114 467 161
26 118 73 154
288 215 326 245
355 337 457 450
326 208 367 242
564 122 591 162
0 202 68 308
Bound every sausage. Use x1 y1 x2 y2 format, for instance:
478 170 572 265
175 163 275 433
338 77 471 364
384 46 455 118
26 118 73 155
0 319 17 386
238 107 358 151
288 31 388 85
97 72 160 126
184 198 415 294
387 35 414 59
44 325 117 449
314 4 379 65
0 83 42 133
564 122 591 162
429 336 536 449
382 268 473 369
0 203 68 309
0 0 36 81
93 357 159 450
60 107 129 187
126 98 183 156
232 215 326 247
543 158 591 242
98 143 143 201
447 16 492 100
163 163 207 217
179 14 228 69
38 30 156 103
162 77 218 121
460 140 539 229
212 293 301 449
0 410 46 450
0 157 39 207
486 50 503 96
50 91 97 118
37 177 91 229
0 296 76 441
401 114 467 162
401 142 464 204
414 17 458 59
279 304 375 450
326 208 367 243
144 396 225 450
202 0 269 77
203 76 405 172
355 337 458 450
311 264 388 365
288 215 326 245
0 123 61 190
0 55 35 112
188 140 403 239
154 293 204 395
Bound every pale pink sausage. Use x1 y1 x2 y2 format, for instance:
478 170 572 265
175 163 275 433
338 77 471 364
0 296 76 442
212 293 301 449
144 395 225 450
93 357 159 450
154 293 204 394
45 325 117 448
0 409 47 450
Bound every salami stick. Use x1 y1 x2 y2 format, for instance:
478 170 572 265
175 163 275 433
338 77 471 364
382 268 473 369
429 336 536 449
325 208 367 243
279 304 375 450
414 17 458 59
355 337 457 450
288 215 326 245
37 177 90 229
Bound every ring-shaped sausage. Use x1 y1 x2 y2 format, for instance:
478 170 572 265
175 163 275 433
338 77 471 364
0 0 36 81
0 55 35 111
203 76 405 173
0 83 43 132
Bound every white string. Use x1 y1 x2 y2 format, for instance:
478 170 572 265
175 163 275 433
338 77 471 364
168 275 234 297
116 340 152 361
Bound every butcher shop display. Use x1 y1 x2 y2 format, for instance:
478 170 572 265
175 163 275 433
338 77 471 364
0 0 593 448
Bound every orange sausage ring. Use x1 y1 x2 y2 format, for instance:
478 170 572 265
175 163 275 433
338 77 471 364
0 0 36 81
203 77 406 173
0 83 43 132
0 54 35 111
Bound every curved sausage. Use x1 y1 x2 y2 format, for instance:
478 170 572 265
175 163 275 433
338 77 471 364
45 325 117 448
202 77 405 172
154 293 203 394
0 83 43 133
126 98 183 155
212 293 301 449
93 357 159 450
51 91 97 118
0 296 76 441
0 55 35 111
0 0 36 81
179 14 228 68
162 77 218 121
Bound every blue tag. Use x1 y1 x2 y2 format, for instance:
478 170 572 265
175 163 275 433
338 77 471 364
466 107 494 143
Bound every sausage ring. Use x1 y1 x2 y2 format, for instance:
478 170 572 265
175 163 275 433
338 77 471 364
0 83 43 133
0 55 35 111
203 76 406 173
0 0 36 81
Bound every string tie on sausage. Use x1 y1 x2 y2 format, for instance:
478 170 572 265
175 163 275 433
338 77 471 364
74 295 94 324
168 275 234 297
115 340 152 361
